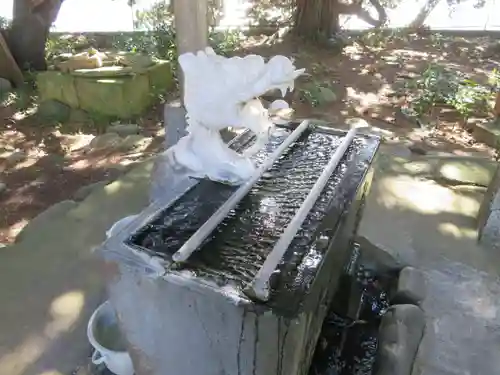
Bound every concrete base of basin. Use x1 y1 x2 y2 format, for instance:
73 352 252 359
107 173 371 375
37 61 174 119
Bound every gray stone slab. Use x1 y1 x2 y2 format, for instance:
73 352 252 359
374 304 425 375
393 267 426 306
357 234 414 274
473 119 500 148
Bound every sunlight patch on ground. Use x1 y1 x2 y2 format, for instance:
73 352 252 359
9 156 40 171
52 131 95 153
11 106 38 122
64 159 90 171
0 130 26 148
391 49 429 59
49 291 85 334
0 335 47 375
377 175 480 217
345 87 380 107
104 180 127 195
438 222 477 239
6 219 29 241
0 290 85 375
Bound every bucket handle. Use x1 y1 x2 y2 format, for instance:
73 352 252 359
91 350 106 365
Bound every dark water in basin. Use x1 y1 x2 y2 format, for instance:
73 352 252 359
309 265 390 375
130 127 379 308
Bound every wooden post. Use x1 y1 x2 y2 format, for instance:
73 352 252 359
173 0 208 101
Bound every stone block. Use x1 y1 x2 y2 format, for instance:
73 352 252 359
75 75 151 118
431 157 497 187
374 304 425 375
37 71 80 108
473 119 500 148
392 267 426 306
147 61 174 96
37 61 174 119
87 133 122 151
357 235 412 274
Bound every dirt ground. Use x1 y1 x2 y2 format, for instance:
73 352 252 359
0 32 498 244
0 101 166 243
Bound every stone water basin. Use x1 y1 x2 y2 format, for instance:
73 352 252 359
100 123 381 375
37 61 174 118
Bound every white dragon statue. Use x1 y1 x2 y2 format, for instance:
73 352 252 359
166 47 304 186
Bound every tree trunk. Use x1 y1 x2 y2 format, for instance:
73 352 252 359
338 0 387 28
408 0 439 28
294 0 340 41
5 0 63 71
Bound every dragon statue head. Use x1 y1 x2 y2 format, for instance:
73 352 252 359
169 47 304 185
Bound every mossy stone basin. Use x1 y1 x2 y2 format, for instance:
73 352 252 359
37 60 174 119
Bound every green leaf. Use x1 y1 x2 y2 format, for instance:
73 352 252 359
318 87 337 103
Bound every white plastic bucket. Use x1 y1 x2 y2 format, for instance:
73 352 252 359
106 215 139 239
87 301 134 375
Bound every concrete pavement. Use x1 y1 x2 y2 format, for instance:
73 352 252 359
0 158 154 375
